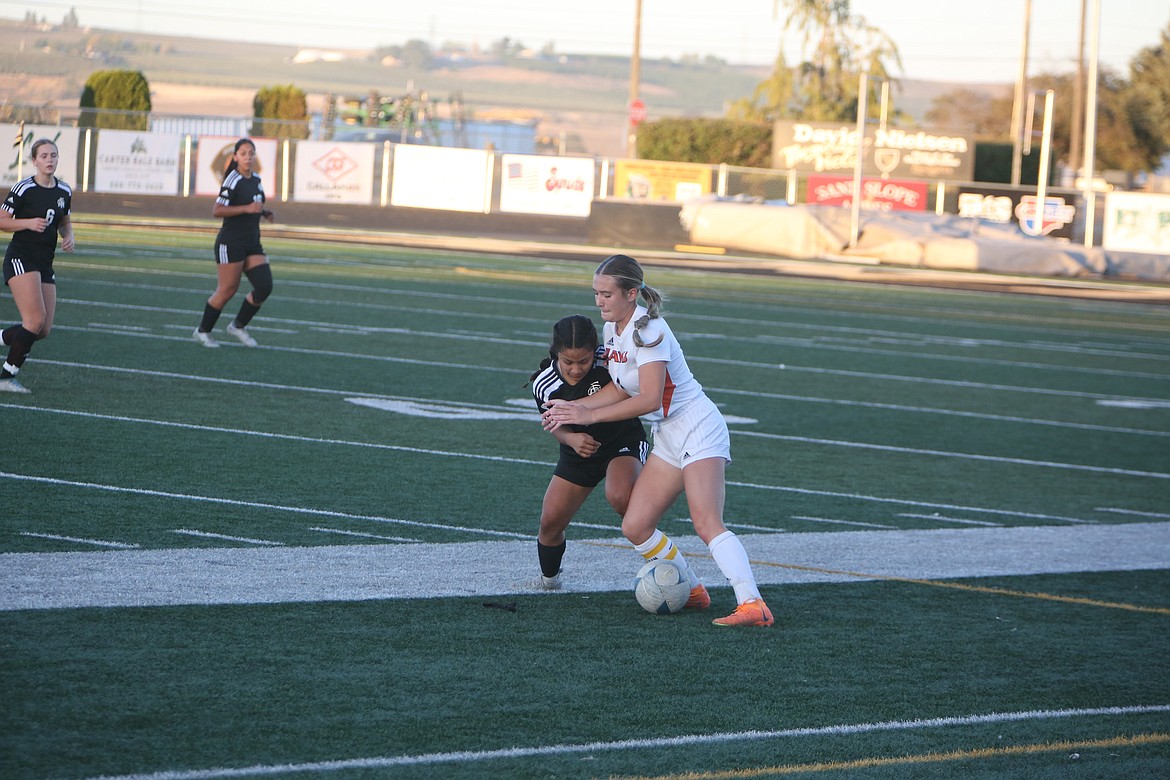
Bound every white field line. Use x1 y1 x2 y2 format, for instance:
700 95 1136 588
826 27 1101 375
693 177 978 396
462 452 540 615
715 386 1170 438
0 471 531 541
897 513 1002 528
0 405 551 467
1097 506 1170 519
730 482 1100 524
62 269 1170 353
61 257 1170 336
76 704 1170 780
18 532 140 550
735 430 1170 480
52 296 1170 397
308 527 416 543
171 529 284 546
5 394 1166 483
791 516 898 530
37 352 1170 435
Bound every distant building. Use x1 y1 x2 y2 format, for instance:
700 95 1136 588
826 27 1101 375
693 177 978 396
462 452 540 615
293 49 348 64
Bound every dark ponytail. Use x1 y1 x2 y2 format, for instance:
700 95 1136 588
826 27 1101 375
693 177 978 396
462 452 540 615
223 137 255 178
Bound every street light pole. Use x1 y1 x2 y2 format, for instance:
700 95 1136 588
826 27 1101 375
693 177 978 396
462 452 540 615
627 0 642 158
1082 0 1102 247
1009 0 1032 186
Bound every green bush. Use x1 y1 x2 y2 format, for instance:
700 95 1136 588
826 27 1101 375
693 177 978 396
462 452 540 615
637 118 771 168
252 85 309 140
79 69 151 130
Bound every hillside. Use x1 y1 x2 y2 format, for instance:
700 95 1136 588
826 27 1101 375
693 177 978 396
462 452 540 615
0 18 1008 157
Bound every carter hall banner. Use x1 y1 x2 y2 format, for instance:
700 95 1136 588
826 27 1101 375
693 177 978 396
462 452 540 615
772 121 974 181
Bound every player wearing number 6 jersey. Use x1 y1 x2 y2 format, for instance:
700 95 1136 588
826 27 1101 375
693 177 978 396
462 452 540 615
0 138 73 394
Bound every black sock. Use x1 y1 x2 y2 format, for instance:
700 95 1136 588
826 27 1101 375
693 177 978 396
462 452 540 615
198 303 222 333
234 299 261 328
537 540 567 578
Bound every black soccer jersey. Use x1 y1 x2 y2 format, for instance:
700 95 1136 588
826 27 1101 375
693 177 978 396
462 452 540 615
532 354 646 461
2 176 72 253
214 170 265 246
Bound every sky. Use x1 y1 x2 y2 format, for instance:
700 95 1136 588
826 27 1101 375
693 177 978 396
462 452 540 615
12 0 1170 83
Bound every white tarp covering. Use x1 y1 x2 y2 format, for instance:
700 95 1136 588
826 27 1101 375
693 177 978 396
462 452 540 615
681 198 1168 281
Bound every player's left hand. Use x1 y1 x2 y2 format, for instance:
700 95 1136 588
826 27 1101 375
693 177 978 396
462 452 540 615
543 399 588 430
60 234 75 252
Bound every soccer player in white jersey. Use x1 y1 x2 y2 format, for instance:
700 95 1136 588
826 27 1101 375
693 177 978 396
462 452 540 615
543 254 773 627
0 139 74 393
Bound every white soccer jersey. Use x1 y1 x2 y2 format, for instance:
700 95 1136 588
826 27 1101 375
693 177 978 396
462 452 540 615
601 306 703 423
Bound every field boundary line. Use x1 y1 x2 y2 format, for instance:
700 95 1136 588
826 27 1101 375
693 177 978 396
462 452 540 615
735 430 1170 480
756 560 1170 615
76 705 1170 779
618 732 1170 779
0 471 530 541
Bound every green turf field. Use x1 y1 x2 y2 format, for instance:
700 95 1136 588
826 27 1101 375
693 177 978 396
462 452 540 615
2 225 1168 779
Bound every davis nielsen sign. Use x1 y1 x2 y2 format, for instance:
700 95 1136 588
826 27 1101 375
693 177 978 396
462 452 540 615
772 121 974 181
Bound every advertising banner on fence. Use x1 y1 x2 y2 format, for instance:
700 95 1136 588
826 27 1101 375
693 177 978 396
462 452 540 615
292 141 375 204
773 121 974 181
806 175 928 211
499 154 594 217
94 130 182 195
1 125 81 191
194 136 280 197
613 160 712 202
390 145 491 212
1103 191 1170 254
956 186 1078 240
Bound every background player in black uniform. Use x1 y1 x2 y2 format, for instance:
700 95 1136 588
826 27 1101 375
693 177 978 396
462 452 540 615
0 138 73 393
529 315 647 589
193 138 275 348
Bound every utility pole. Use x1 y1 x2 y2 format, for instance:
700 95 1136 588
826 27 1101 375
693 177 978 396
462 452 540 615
1068 0 1087 184
627 0 642 159
1009 0 1032 186
1082 0 1102 247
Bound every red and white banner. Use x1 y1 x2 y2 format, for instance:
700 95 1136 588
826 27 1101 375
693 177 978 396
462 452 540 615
499 154 594 217
293 141 376 204
806 175 928 211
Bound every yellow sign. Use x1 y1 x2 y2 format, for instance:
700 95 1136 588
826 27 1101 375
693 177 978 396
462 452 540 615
613 160 712 202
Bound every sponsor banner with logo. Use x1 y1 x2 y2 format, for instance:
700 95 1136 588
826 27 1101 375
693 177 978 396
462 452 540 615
956 186 1077 239
390 145 491 212
194 136 280 197
806 175 928 211
93 130 182 195
499 154 594 217
613 160 712 202
773 121 974 181
1 125 81 190
292 141 375 204
1103 191 1170 254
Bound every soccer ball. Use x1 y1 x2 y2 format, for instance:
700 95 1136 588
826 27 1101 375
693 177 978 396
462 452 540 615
633 559 690 615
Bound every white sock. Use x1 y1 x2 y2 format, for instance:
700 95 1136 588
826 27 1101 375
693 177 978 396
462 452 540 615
634 529 700 588
709 530 761 603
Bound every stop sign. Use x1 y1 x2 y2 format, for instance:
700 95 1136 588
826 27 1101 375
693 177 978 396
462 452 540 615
628 99 647 126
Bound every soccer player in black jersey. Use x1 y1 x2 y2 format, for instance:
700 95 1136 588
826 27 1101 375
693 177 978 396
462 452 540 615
193 138 275 348
529 315 648 589
0 138 73 393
